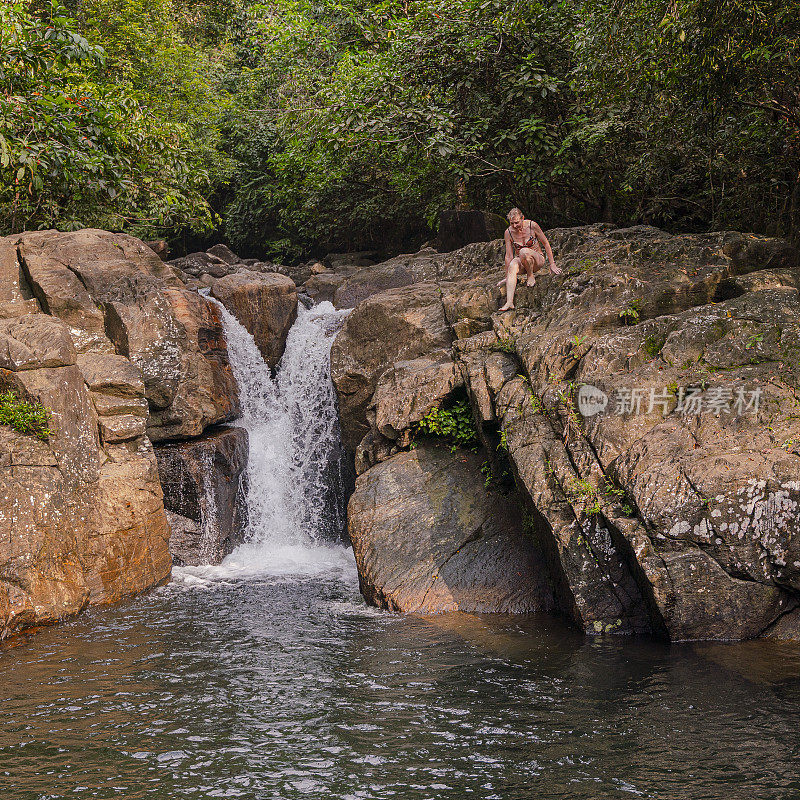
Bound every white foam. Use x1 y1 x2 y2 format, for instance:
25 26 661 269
173 542 358 585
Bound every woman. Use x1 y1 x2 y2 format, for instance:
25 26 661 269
498 207 561 311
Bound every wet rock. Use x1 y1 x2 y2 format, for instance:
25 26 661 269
155 426 249 565
210 271 298 367
348 446 555 613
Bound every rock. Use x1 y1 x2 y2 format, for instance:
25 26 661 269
0 239 40 319
492 226 800 639
206 243 241 265
144 240 169 261
210 271 298 367
20 249 112 354
434 209 507 252
332 249 439 310
0 313 171 640
0 314 76 371
332 240 504 309
340 222 800 641
155 426 249 565
348 446 555 613
373 350 462 440
304 272 348 305
331 282 453 451
324 251 378 270
12 229 238 442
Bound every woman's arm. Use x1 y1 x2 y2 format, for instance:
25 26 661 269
533 223 561 274
504 229 513 269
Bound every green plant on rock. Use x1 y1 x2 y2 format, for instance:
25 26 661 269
564 476 601 516
480 459 493 489
619 299 642 325
602 478 635 516
0 391 51 441
415 399 478 452
570 334 587 358
497 429 509 453
643 333 664 358
490 337 517 354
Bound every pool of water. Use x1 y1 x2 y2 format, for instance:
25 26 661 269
3 549 800 800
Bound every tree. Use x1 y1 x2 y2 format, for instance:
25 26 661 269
0 0 221 236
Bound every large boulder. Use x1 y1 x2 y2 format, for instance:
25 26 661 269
155 426 249 566
331 282 453 451
0 311 171 640
331 241 504 310
348 446 555 613
210 271 298 368
339 223 800 641
14 229 239 441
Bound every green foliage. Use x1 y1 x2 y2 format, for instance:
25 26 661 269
0 390 51 440
490 336 517 354
5 0 798 253
602 479 635 516
745 333 765 350
219 0 799 257
415 398 477 451
565 476 602 516
497 428 509 453
570 334 586 358
481 459 493 489
0 0 223 236
643 333 665 358
619 299 642 325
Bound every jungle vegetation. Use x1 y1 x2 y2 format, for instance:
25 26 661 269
2 0 797 259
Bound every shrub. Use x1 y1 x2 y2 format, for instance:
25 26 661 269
415 399 478 451
0 391 51 440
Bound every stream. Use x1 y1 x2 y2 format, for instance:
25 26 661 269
2 302 800 800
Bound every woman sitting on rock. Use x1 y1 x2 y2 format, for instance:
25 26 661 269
498 207 561 311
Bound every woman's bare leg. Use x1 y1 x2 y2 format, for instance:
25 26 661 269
499 258 520 311
520 249 544 286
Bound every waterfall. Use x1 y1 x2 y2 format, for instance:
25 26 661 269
198 298 354 578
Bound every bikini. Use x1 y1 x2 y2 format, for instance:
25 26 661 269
509 220 542 255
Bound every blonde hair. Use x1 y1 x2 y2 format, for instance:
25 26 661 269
507 207 523 222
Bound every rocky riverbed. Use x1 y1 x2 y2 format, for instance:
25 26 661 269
2 223 799 643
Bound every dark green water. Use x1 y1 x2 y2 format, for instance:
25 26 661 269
3 551 800 800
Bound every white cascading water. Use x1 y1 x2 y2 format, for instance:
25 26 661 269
191 298 355 579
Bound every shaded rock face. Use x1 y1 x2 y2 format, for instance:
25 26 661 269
155 426 248 566
334 223 800 641
0 308 171 640
434 209 507 253
210 271 298 368
348 446 555 613
14 229 239 441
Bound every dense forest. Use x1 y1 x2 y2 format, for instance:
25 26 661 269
1 0 797 260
